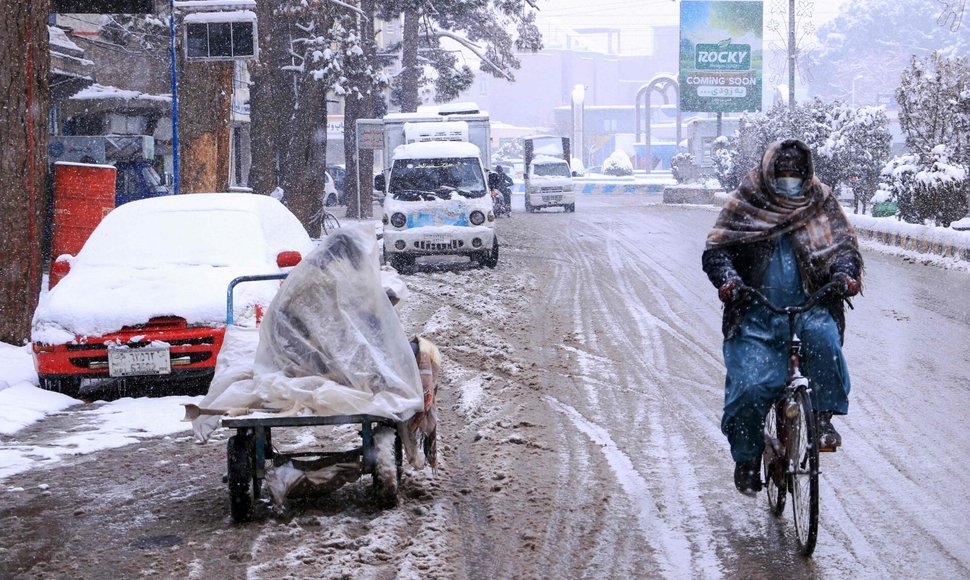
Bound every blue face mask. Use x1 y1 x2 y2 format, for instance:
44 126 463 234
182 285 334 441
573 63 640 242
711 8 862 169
776 177 804 197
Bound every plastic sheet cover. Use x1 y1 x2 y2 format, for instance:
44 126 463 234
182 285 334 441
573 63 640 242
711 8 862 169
192 224 423 442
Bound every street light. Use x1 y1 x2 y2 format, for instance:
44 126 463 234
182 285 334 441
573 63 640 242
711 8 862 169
851 74 864 108
571 84 586 168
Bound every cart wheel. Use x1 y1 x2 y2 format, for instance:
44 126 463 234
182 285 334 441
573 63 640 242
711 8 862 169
227 434 254 522
372 426 399 508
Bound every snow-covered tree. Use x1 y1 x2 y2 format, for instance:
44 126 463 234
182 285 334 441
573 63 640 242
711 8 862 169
816 105 892 214
894 52 970 225
602 150 633 176
811 0 969 104
377 1 543 111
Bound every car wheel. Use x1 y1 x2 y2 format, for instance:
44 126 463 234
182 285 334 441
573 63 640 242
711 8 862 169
481 238 499 268
566 203 575 212
325 193 338 207
38 375 82 398
390 254 416 275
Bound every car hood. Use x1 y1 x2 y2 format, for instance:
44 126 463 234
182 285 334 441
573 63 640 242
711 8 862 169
32 264 284 345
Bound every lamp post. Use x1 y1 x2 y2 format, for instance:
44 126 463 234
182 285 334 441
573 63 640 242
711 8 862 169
571 84 585 168
851 74 864 108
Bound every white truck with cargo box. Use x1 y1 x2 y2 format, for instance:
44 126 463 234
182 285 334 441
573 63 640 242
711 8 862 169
523 135 576 213
375 104 499 274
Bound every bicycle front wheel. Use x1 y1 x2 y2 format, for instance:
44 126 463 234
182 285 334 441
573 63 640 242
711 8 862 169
763 401 787 516
322 212 340 235
789 386 820 556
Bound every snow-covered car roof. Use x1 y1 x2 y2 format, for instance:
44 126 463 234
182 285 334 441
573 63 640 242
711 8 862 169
532 155 569 165
393 141 482 161
32 193 314 344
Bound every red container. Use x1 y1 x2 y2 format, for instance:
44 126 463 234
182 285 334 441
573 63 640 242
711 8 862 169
51 162 116 260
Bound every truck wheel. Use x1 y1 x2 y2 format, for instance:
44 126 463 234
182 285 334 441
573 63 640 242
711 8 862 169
390 254 415 275
371 426 400 508
38 376 82 398
566 203 575 212
481 238 499 268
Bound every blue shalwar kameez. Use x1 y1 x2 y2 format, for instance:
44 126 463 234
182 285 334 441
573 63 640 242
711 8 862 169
721 234 851 462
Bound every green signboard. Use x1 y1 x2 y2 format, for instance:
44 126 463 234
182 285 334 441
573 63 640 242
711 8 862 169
679 1 763 113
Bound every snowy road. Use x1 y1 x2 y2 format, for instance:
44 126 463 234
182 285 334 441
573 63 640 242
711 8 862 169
2 194 969 578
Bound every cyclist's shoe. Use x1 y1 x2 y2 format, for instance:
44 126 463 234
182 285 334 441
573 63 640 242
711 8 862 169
734 458 762 496
818 412 842 450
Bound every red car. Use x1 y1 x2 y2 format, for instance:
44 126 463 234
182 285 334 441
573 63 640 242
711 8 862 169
31 193 314 397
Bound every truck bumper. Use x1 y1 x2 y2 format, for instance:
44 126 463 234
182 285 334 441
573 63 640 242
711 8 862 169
384 226 495 256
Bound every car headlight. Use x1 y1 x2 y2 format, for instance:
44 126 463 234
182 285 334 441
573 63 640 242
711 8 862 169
469 210 485 225
390 212 407 228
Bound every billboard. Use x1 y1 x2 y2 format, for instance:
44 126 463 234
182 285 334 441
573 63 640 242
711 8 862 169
52 0 154 13
679 1 763 113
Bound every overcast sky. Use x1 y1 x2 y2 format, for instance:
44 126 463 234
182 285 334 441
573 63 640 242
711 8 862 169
534 0 849 55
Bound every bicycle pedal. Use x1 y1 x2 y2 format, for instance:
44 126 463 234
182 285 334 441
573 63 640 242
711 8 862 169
818 444 839 453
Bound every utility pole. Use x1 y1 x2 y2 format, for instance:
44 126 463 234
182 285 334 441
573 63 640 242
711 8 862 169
788 0 795 110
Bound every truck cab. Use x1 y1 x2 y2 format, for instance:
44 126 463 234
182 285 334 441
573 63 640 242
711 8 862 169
380 141 497 274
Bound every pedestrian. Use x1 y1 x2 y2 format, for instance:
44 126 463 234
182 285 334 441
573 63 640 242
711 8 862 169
701 138 864 496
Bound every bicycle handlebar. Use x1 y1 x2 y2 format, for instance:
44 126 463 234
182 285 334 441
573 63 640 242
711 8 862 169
740 280 843 316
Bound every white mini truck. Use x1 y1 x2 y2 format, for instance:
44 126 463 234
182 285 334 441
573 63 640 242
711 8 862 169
381 141 498 274
523 135 576 212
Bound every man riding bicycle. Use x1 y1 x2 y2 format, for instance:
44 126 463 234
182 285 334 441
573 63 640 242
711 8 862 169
702 139 864 496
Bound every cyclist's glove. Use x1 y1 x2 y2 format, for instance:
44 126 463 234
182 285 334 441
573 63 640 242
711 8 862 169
718 278 742 303
832 272 860 297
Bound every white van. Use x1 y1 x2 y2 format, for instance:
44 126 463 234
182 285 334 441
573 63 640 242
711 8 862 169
381 141 498 273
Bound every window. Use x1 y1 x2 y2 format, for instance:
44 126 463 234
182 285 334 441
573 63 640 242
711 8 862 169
184 12 257 60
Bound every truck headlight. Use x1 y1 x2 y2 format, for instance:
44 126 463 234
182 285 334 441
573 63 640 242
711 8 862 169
390 212 407 228
469 210 485 225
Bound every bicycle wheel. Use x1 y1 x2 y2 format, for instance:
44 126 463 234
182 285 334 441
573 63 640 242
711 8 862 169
789 387 819 556
322 212 340 235
763 401 787 516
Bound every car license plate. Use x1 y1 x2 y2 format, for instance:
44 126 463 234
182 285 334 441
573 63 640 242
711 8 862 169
108 346 171 377
543 195 562 203
428 234 447 244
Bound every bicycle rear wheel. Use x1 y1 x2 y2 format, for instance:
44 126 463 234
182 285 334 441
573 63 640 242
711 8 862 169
789 386 819 556
763 402 787 516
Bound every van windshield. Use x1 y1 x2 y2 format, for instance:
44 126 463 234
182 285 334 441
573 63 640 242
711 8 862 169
389 157 486 198
533 162 571 177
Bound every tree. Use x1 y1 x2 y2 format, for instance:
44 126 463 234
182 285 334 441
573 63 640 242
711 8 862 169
378 0 543 110
894 52 970 225
816 105 892 214
0 1 50 345
248 1 387 231
811 0 969 105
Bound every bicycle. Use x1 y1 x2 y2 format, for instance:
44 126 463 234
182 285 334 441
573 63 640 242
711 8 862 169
741 280 843 557
310 207 341 235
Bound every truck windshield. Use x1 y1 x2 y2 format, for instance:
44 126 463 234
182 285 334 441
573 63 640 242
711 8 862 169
389 158 486 198
533 162 571 177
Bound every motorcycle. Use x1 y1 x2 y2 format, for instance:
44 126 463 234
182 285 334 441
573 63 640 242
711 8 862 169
491 188 511 217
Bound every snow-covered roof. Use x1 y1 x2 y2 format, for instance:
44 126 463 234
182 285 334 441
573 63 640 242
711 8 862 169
71 83 171 103
393 141 482 161
184 10 256 23
48 26 82 54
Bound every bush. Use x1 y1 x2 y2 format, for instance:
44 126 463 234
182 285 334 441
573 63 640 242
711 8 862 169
602 150 633 176
670 152 696 183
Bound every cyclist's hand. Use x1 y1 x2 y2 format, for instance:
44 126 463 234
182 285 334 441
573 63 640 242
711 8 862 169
832 272 860 297
718 279 741 303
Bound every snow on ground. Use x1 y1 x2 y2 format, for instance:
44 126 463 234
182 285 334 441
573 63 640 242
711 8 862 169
0 342 198 483
2 204 970 486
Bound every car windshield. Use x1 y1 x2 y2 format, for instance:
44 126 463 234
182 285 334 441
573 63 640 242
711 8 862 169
533 162 571 177
389 157 486 198
78 208 268 268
